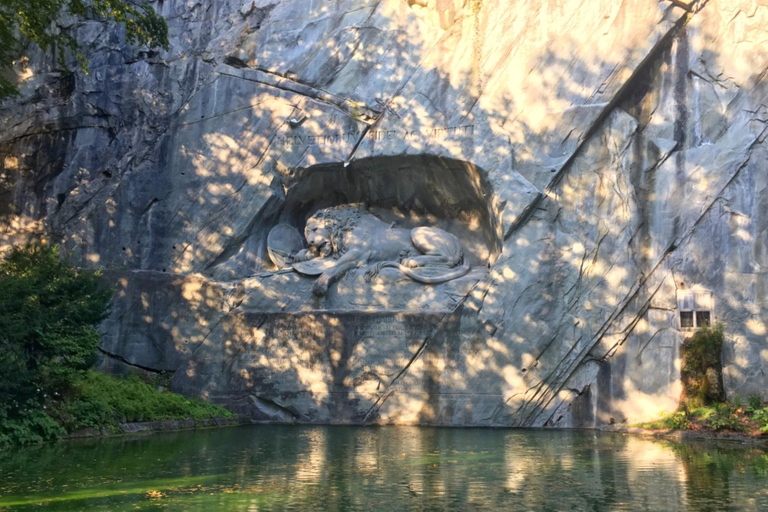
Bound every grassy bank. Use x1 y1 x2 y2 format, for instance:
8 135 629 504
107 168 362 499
1 370 233 446
0 243 232 447
71 371 231 426
639 323 767 437
640 397 768 437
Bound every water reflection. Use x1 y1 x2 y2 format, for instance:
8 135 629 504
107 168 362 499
0 426 766 511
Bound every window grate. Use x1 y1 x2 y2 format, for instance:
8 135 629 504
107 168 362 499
677 290 714 330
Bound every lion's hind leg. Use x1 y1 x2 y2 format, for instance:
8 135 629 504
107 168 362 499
364 261 394 282
408 227 463 268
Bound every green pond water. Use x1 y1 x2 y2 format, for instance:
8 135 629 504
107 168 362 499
0 426 767 511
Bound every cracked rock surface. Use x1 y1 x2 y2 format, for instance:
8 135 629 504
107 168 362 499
2 0 768 426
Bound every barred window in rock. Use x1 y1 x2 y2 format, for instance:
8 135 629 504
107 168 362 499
677 290 713 330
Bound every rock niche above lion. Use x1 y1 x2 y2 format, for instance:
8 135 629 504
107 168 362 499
204 156 501 313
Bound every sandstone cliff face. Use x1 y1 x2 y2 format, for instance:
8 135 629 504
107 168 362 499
2 0 767 426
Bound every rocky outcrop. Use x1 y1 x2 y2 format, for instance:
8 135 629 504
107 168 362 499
2 0 768 427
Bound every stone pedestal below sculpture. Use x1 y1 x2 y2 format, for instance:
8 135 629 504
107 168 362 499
171 311 466 424
99 270 507 425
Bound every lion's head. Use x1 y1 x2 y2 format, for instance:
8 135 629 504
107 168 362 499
304 204 363 257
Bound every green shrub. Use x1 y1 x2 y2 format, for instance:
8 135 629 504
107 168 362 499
688 405 717 421
751 408 768 434
747 394 762 412
0 408 66 446
0 243 112 444
0 243 233 447
66 371 233 428
666 410 691 430
707 404 744 432
640 410 690 430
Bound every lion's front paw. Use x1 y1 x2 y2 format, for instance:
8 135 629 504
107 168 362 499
312 277 329 296
402 258 419 269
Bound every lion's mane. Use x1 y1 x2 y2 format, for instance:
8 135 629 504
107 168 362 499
307 204 364 256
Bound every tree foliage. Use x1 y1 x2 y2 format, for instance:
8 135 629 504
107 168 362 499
0 243 112 444
66 370 234 429
0 0 168 99
0 244 233 446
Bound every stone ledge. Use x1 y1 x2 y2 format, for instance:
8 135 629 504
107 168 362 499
65 416 252 439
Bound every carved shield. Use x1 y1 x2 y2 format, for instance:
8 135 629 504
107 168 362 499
267 224 305 268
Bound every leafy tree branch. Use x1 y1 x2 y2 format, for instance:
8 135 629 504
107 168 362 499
0 0 168 99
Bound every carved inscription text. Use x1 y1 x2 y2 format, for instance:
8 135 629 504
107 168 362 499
280 125 474 146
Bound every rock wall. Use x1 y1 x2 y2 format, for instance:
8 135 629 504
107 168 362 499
2 0 768 426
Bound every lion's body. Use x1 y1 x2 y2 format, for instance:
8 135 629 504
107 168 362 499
294 205 470 296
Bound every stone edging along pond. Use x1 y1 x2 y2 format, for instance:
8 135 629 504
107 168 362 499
64 419 768 444
65 416 252 439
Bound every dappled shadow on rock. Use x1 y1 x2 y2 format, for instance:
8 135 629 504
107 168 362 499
3 0 768 428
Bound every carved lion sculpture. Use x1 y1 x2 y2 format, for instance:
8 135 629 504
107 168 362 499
280 205 470 296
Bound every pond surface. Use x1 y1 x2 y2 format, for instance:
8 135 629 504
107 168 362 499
0 426 767 511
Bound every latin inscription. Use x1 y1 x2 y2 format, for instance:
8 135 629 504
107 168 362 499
262 314 478 347
279 125 474 146
268 315 438 342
